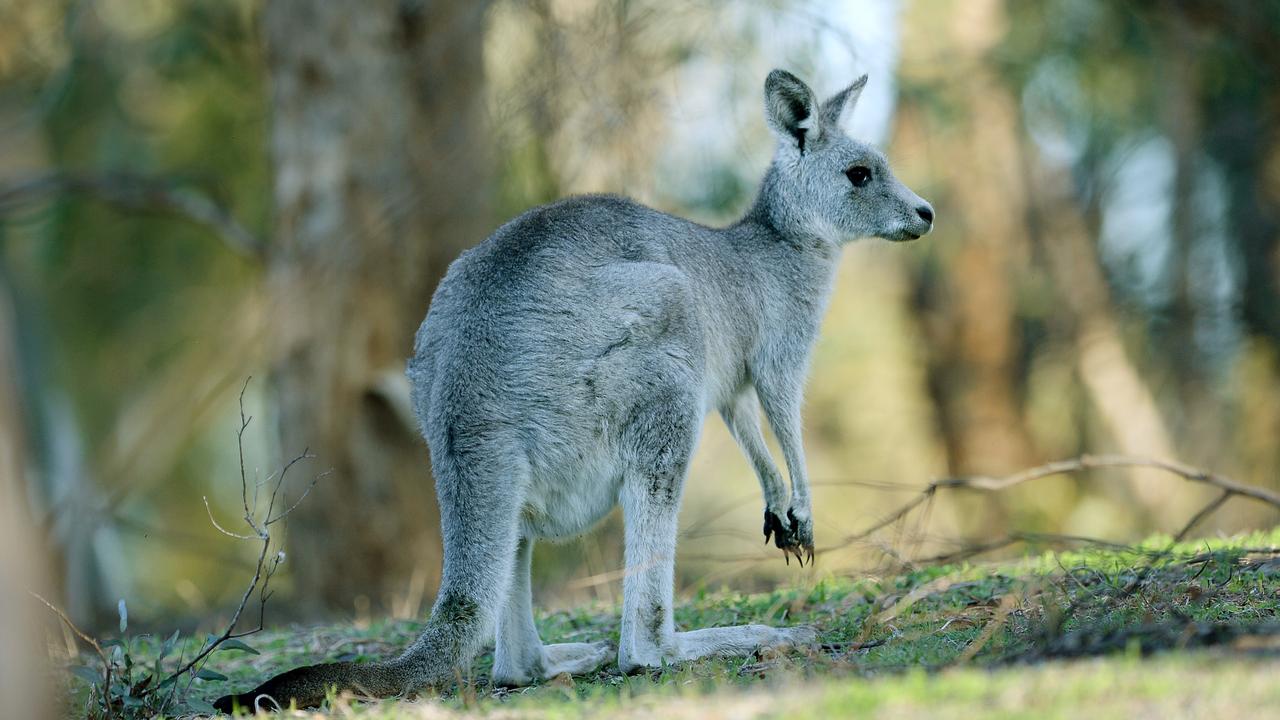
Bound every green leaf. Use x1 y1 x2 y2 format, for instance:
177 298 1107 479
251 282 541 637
186 698 217 715
194 668 228 682
216 638 260 655
101 638 125 649
70 665 102 686
160 629 180 660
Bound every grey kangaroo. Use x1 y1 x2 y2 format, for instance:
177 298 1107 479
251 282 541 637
215 69 933 712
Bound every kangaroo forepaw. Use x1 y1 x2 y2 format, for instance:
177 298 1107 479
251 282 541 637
763 508 814 567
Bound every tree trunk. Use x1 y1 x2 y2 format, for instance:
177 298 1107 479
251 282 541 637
0 274 51 720
263 0 493 617
918 0 1037 482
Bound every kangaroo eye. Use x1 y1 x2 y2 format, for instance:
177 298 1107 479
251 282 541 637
845 166 872 187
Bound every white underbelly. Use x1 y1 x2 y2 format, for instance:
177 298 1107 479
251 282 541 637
520 451 623 540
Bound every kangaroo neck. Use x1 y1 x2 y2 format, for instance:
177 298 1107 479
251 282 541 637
725 175 844 349
735 167 843 284
742 164 840 250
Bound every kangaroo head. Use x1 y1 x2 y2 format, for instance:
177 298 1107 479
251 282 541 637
763 69 934 243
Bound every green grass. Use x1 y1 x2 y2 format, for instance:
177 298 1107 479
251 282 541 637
63 529 1280 717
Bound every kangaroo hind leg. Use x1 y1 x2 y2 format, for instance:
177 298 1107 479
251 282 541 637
492 536 611 686
617 387 815 673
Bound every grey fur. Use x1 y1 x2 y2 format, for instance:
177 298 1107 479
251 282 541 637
214 69 932 712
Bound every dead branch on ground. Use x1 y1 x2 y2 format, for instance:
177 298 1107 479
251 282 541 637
839 455 1280 557
680 455 1280 570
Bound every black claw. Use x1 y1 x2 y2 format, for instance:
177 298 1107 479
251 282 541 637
763 509 788 548
766 508 816 567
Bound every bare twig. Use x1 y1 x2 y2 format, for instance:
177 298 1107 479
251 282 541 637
267 469 327 526
262 449 315 528
161 381 320 707
1175 489 1233 541
30 591 104 658
237 377 255 532
0 171 264 258
202 496 256 540
30 591 113 719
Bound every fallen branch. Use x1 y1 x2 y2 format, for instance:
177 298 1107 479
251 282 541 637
680 455 1280 569
832 454 1280 561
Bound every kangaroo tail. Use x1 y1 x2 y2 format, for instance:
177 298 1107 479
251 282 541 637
212 581 487 712
213 453 517 712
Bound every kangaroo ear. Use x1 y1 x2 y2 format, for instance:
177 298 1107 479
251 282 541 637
820 74 869 138
764 69 820 152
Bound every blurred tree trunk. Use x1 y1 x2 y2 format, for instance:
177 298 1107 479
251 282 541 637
0 273 51 720
1015 135 1189 526
263 0 493 617
1195 7 1280 349
920 0 1036 483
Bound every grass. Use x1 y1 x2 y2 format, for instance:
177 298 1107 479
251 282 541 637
62 529 1280 718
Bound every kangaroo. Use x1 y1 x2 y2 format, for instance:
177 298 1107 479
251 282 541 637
215 69 933 712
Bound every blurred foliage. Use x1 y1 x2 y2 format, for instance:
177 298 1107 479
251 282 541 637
1 0 1278 635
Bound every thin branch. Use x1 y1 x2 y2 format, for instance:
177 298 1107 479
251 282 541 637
202 496 257 540
30 591 105 661
163 534 271 688
235 548 286 639
683 455 1280 568
30 591 113 719
159 645 187 714
1175 489 1232 541
929 455 1280 507
831 455 1280 557
839 488 937 547
262 448 314 528
0 171 264 258
148 378 318 704
237 377 255 533
267 469 329 525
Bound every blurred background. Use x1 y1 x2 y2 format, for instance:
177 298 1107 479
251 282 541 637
1 0 1278 635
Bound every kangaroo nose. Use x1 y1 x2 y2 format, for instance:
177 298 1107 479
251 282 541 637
916 205 934 224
